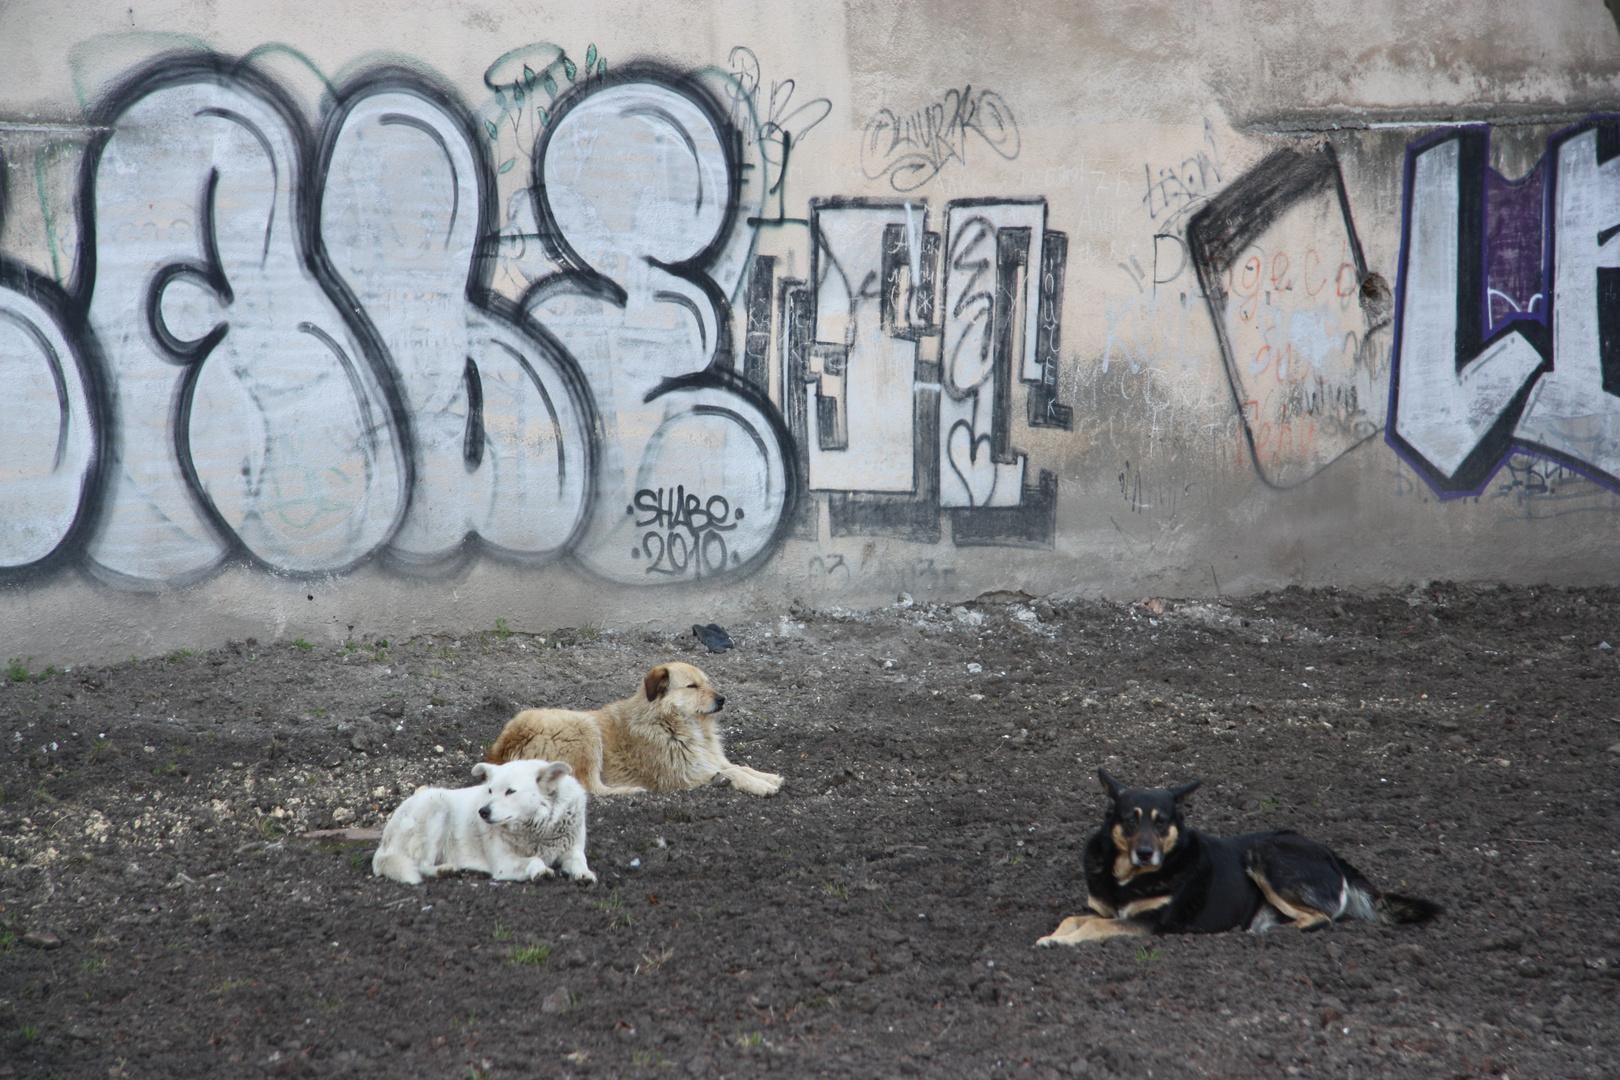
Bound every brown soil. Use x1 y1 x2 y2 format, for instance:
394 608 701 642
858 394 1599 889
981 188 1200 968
2 584 1618 1079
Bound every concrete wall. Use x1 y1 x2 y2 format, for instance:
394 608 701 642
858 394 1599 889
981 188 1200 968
2 0 1619 664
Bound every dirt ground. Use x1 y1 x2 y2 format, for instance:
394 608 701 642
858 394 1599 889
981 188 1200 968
2 584 1618 1080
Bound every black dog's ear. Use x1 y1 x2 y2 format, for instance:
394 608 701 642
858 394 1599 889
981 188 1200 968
1169 779 1203 803
643 665 670 701
1098 769 1126 802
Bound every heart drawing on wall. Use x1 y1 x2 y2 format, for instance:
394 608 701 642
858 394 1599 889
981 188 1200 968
946 419 997 507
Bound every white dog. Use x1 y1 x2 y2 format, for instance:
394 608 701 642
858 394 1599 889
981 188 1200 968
372 759 595 885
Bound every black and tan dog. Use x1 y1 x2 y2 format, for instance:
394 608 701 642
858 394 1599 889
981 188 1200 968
1037 770 1441 946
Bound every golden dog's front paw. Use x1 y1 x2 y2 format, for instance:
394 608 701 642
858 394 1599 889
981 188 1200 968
735 767 782 796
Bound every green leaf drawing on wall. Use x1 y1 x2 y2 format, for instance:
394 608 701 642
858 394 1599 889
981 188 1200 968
562 57 576 81
498 158 515 174
586 44 597 70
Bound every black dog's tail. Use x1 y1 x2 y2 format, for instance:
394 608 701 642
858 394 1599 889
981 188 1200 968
1370 891 1444 925
1341 863 1443 925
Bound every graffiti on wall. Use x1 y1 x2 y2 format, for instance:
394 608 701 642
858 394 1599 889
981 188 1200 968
1188 145 1390 488
0 48 1070 590
1388 121 1620 495
860 87 1020 193
787 196 1066 548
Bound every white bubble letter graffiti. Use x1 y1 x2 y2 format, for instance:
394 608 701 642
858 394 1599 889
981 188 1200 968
85 65 406 582
319 77 591 566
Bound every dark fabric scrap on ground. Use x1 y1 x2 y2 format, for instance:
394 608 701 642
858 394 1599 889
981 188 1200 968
693 623 734 653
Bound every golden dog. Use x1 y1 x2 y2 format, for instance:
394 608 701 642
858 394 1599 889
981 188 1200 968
484 662 782 797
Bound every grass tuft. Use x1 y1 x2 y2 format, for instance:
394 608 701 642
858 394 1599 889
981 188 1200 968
508 943 551 966
591 889 632 928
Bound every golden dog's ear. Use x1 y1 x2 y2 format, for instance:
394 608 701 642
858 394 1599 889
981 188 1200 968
644 665 670 701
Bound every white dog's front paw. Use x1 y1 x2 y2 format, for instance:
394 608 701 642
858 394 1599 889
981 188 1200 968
523 859 557 881
739 769 782 796
557 851 596 884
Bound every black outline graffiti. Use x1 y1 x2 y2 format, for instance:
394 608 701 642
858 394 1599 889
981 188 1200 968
780 195 1067 548
315 64 599 573
74 52 418 585
778 276 821 542
807 197 944 542
948 467 1058 549
523 61 800 585
0 52 604 586
0 261 111 580
527 61 744 331
725 45 830 222
741 254 775 390
1028 231 1072 430
1186 144 1381 490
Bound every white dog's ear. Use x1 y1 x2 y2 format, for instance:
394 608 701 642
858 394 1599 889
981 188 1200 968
644 665 670 701
470 762 492 781
541 761 573 786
